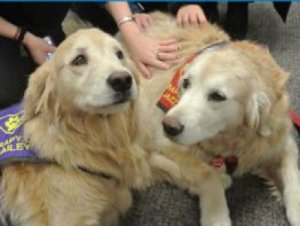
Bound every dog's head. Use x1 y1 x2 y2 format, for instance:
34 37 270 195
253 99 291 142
24 28 139 120
162 42 288 146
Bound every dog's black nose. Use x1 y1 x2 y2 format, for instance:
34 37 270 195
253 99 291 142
107 72 132 92
162 117 184 136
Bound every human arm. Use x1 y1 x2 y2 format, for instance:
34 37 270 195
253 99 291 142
104 2 180 78
0 17 56 65
133 13 152 30
0 16 20 40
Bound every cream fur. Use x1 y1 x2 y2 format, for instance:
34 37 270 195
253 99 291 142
2 12 299 226
122 12 300 226
0 28 178 226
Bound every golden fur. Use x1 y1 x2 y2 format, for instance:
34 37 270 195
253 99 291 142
1 12 299 226
0 28 180 226
120 12 300 226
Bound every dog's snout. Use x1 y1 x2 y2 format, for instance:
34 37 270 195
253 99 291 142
107 72 132 92
162 116 184 136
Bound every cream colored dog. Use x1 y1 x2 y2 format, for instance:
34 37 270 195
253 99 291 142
2 13 299 226
124 12 300 226
0 28 179 226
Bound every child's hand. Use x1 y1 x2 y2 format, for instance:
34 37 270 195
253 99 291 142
177 4 207 28
134 13 152 30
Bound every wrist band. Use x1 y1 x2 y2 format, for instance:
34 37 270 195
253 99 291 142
13 27 21 41
117 16 135 28
16 27 27 45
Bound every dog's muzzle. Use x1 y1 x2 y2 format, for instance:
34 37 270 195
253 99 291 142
162 116 184 136
107 71 134 104
107 71 132 93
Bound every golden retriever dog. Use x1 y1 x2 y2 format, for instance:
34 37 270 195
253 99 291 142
0 28 179 226
120 12 300 226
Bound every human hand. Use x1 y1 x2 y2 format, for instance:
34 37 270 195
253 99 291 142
124 30 181 78
177 4 207 28
23 32 56 65
134 13 152 30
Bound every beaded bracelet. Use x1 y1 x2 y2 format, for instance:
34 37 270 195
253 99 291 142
117 16 135 28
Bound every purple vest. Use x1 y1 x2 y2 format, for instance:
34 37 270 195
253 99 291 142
0 103 41 165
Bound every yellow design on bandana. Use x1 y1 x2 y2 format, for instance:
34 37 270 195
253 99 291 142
5 115 21 132
0 112 23 135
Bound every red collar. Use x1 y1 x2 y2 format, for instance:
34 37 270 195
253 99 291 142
289 110 300 127
210 155 238 175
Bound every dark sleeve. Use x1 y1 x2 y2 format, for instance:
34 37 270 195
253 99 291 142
72 3 118 35
137 2 168 13
168 2 199 15
273 2 291 22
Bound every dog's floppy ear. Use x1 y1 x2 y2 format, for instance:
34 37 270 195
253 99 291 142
245 92 272 136
23 61 56 121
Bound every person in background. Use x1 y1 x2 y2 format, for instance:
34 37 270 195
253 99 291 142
0 3 70 109
199 2 291 40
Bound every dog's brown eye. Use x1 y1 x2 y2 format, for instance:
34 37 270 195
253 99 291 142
208 91 227 102
182 78 190 89
71 54 88 66
116 50 124 60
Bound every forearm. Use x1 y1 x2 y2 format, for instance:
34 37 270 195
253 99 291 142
104 2 133 22
0 16 34 47
104 2 140 35
0 17 18 40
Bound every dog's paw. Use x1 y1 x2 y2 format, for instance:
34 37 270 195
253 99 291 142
201 215 232 226
220 174 232 189
286 196 300 226
287 208 300 226
149 153 182 182
133 176 150 189
201 209 231 226
133 165 153 189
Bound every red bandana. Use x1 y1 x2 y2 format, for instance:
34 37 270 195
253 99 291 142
157 54 197 113
157 41 230 113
